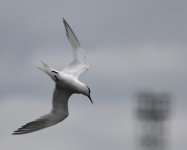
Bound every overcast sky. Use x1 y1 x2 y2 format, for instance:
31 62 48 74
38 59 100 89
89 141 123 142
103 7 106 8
0 0 186 150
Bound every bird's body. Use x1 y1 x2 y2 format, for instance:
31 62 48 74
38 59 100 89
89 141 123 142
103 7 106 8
13 18 92 135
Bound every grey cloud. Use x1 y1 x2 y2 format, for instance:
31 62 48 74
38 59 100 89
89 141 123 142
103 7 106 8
0 0 187 49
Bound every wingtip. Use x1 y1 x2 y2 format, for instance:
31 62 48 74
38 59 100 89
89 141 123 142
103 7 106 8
12 132 19 135
12 129 22 135
62 18 67 25
12 130 29 135
12 126 24 135
40 59 49 68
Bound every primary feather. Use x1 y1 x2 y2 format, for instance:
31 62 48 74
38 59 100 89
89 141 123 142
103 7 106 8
13 86 72 135
62 18 89 79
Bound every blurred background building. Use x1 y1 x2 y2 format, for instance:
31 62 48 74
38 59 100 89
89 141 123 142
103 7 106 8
135 92 171 150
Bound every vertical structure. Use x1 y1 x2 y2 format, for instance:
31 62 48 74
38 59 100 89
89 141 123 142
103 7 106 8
135 92 171 150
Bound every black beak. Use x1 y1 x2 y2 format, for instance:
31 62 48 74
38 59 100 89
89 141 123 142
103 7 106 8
88 95 93 104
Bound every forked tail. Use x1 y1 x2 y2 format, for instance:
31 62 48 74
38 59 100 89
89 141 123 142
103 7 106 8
37 60 59 81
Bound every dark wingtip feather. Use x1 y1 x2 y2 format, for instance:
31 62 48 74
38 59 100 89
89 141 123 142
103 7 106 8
62 18 70 28
12 128 29 135
63 18 66 23
12 120 48 135
12 126 32 135
62 18 81 49
12 131 24 135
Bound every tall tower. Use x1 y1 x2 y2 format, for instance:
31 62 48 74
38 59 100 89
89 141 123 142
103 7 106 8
135 92 171 150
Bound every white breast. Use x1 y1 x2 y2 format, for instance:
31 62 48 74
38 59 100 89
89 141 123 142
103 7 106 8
57 73 86 93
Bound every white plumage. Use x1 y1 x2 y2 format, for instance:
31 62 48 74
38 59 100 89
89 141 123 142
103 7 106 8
13 18 92 135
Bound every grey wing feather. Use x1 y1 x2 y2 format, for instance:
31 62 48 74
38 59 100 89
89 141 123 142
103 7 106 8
12 85 72 135
12 113 56 135
62 18 89 78
63 18 80 50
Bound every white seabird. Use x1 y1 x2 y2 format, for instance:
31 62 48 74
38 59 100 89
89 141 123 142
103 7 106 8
13 18 92 135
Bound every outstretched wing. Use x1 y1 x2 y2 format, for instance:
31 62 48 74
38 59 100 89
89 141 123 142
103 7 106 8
12 85 72 135
62 18 89 79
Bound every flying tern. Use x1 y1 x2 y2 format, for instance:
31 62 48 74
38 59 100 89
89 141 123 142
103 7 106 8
13 18 92 135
